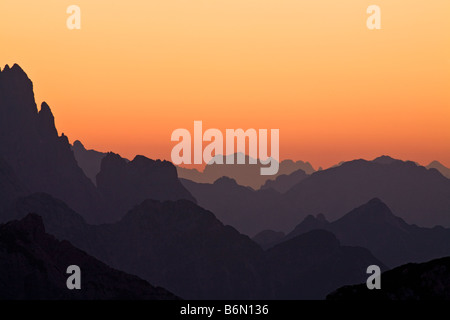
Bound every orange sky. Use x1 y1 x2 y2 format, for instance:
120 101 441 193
1 0 449 169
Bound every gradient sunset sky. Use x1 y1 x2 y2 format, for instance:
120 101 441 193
1 0 449 169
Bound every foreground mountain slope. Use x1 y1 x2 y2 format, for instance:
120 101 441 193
327 256 450 300
0 214 177 300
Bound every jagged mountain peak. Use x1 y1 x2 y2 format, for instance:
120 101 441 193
38 102 58 138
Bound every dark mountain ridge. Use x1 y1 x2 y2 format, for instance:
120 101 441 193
327 256 450 300
0 213 178 300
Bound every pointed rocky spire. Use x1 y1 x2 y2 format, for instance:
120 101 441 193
38 102 58 138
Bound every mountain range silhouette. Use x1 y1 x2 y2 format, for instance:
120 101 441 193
1 63 450 300
183 156 450 236
177 156 315 189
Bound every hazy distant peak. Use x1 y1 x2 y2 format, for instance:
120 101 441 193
426 160 450 179
280 159 315 172
208 152 268 165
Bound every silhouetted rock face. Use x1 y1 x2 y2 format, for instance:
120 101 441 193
71 140 107 185
0 214 178 300
327 256 450 300
286 198 450 268
37 102 58 139
285 157 450 227
97 153 196 222
0 64 37 130
0 64 103 223
265 230 386 299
